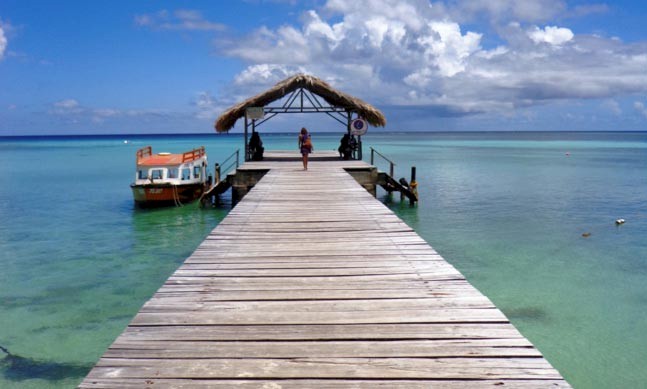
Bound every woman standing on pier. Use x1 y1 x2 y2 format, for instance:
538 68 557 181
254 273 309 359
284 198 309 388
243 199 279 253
298 127 313 170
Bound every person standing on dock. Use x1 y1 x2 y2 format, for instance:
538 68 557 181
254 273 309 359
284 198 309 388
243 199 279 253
298 127 313 170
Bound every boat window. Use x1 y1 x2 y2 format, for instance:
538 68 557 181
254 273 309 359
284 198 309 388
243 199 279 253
193 166 201 179
181 168 191 180
137 170 147 179
168 168 179 179
151 169 164 180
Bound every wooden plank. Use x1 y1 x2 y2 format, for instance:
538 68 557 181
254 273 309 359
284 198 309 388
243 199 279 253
80 379 571 389
88 357 563 380
149 289 482 301
104 339 539 359
119 323 529 341
130 308 506 326
140 297 496 312
164 272 466 283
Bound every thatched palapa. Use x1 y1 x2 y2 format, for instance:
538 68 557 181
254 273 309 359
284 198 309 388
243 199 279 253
215 74 386 132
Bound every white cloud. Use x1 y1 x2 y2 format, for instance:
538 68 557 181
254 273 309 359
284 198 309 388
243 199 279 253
50 99 172 123
448 0 567 23
602 100 621 116
54 99 80 109
570 4 609 18
635 101 647 119
528 26 574 46
194 92 222 120
234 64 307 86
420 21 481 77
0 24 6 60
135 9 225 31
51 99 83 115
214 0 647 120
93 108 120 118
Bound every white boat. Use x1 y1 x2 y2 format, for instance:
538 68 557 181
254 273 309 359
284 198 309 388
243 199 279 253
130 146 208 207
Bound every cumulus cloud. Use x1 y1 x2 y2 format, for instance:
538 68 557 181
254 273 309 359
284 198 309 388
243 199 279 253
51 99 83 114
602 100 621 116
528 26 574 45
135 9 225 31
214 0 647 121
194 92 224 120
54 99 80 108
50 99 170 123
446 0 567 23
235 64 307 86
635 101 647 119
0 23 7 60
445 1 608 24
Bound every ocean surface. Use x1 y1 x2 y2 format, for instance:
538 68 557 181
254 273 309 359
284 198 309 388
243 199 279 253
0 131 646 388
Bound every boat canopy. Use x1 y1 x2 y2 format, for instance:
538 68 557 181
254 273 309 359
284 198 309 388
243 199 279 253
136 146 205 166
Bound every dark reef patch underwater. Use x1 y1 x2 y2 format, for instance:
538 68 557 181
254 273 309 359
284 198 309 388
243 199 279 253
0 345 91 382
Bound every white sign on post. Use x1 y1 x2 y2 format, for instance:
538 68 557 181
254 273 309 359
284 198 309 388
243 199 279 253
246 107 265 120
350 118 368 136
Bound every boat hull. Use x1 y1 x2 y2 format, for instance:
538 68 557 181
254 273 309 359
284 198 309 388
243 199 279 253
131 183 206 208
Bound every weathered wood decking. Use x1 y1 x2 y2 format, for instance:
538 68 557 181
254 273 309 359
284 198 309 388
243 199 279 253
81 155 569 388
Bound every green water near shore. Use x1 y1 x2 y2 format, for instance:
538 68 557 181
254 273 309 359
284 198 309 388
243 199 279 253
1 132 646 388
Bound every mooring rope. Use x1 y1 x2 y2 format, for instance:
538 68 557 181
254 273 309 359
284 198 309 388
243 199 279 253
173 185 183 207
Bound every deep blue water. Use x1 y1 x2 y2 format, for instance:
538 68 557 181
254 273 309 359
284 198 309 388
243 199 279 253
0 131 646 388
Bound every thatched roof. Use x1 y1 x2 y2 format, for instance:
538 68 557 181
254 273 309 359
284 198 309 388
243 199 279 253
215 74 386 132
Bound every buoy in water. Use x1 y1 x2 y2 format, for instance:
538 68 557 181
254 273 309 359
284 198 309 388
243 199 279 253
615 219 625 225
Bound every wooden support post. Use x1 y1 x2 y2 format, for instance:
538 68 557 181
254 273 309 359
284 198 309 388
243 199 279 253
410 166 418 205
213 163 222 207
250 119 257 161
244 115 249 162
346 111 354 160
358 135 363 160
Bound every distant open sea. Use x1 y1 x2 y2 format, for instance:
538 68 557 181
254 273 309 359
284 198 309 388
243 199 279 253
1 131 646 388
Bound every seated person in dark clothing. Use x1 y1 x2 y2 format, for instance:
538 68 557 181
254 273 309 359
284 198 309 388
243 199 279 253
249 131 264 161
338 133 353 160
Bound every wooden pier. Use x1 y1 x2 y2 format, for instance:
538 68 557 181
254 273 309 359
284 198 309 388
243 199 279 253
81 154 569 388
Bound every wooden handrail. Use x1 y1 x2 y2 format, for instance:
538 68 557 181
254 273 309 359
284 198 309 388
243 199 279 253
182 146 206 163
370 147 396 178
136 146 152 162
219 149 240 178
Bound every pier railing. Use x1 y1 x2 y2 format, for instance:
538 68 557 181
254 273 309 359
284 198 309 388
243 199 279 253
182 146 206 163
370 147 418 204
214 149 240 183
370 147 395 178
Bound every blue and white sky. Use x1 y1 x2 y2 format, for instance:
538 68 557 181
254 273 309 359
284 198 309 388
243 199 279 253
1 0 647 135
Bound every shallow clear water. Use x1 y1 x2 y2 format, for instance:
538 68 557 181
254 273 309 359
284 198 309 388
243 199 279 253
0 132 646 388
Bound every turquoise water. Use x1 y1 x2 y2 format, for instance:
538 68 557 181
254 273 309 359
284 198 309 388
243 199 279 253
1 132 646 388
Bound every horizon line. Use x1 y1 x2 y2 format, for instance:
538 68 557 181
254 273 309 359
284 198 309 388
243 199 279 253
2 129 647 139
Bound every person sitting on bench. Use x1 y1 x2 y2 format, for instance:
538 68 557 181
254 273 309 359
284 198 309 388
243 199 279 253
249 131 264 161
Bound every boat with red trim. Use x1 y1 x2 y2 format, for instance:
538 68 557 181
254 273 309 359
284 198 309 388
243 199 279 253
130 146 209 208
